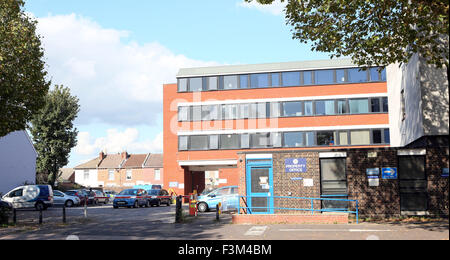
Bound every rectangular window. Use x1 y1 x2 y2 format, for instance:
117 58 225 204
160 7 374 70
207 77 218 90
178 106 190 121
282 71 300 87
189 77 203 92
303 71 314 85
317 131 335 146
108 170 114 181
238 104 250 119
338 131 348 145
270 102 281 118
241 134 250 149
223 75 238 90
209 135 219 150
283 101 303 117
336 69 346 83
126 170 132 180
220 134 240 149
257 103 267 118
384 129 390 144
350 130 371 145
239 75 249 88
316 100 335 115
382 97 389 112
84 170 89 180
349 99 369 114
369 67 380 81
178 78 188 92
270 132 282 148
315 70 334 85
250 73 269 88
192 106 202 121
223 104 238 120
372 130 382 144
249 103 258 119
371 98 381 112
284 132 304 147
154 169 160 181
304 101 313 116
250 133 270 148
348 68 368 83
337 100 348 114
305 132 315 146
179 136 188 151
189 135 209 150
210 105 220 120
271 73 280 86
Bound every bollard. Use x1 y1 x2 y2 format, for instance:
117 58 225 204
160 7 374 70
175 195 182 223
84 196 88 218
13 208 16 225
63 205 66 223
216 204 220 221
39 208 43 225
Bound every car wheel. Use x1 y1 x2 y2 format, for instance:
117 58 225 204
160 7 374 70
65 200 74 208
197 202 208 213
35 201 44 211
113 206 118 209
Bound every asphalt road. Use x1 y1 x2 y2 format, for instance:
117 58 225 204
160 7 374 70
0 204 448 240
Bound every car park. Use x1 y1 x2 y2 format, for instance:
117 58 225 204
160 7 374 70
53 190 80 207
196 186 239 213
65 190 89 206
113 189 149 209
104 190 117 201
146 189 171 207
1 185 54 211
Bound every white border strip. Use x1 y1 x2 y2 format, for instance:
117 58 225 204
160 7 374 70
246 154 273 159
178 124 390 136
178 160 238 166
397 149 426 156
177 93 387 107
319 152 347 158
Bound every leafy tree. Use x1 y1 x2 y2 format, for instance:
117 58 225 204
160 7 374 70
30 85 80 188
0 0 51 138
246 0 449 68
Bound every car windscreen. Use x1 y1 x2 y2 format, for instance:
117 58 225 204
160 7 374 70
119 190 138 195
147 190 159 195
65 191 76 196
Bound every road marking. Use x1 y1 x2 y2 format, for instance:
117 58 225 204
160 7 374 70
279 229 392 232
245 226 268 236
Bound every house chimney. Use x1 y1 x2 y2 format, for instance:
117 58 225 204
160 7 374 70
99 151 105 160
121 151 128 160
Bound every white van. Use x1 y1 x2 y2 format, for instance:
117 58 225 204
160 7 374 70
2 185 54 211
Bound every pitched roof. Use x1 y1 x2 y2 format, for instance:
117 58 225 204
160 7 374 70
74 157 101 169
98 154 126 169
58 168 75 181
143 153 163 168
122 154 148 168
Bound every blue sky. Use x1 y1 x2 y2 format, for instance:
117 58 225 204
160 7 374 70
24 0 333 167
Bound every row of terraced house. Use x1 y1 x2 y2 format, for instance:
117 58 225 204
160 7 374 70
73 152 163 192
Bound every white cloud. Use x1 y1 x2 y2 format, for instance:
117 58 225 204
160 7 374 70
237 0 286 16
75 128 163 156
36 13 219 126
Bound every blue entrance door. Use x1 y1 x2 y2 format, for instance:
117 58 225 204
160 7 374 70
246 159 274 214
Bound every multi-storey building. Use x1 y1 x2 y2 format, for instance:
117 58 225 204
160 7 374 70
163 58 448 217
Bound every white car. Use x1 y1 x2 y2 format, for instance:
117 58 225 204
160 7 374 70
2 185 54 210
53 190 80 207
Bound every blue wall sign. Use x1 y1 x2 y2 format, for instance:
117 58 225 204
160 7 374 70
290 177 304 181
443 168 449 178
285 158 307 173
366 168 380 176
382 168 398 179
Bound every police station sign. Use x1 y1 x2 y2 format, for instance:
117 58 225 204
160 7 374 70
285 158 307 173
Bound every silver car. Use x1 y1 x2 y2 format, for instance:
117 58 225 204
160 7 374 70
53 190 80 207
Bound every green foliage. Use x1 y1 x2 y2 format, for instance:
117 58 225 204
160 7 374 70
0 0 51 138
246 0 449 68
29 85 80 188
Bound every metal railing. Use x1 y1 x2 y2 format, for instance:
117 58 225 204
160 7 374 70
237 195 359 224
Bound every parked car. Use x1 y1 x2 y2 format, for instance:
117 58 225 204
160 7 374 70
82 189 96 205
93 190 109 204
65 190 89 206
196 186 239 213
146 189 171 207
151 185 162 190
53 190 80 207
1 185 54 211
0 199 13 211
104 190 117 201
113 189 148 209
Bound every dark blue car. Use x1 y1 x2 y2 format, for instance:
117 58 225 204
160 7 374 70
113 189 149 209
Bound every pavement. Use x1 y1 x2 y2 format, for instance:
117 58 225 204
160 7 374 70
0 204 448 240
